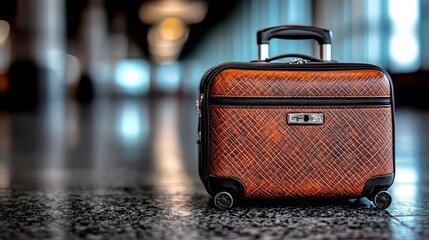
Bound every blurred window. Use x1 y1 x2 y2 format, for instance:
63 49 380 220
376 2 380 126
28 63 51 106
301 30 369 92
388 0 420 72
155 62 182 93
183 0 425 94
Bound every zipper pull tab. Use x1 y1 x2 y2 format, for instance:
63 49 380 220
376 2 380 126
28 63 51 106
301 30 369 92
289 58 310 64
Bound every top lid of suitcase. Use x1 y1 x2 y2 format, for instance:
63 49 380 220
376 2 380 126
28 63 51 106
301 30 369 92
204 25 392 99
209 67 391 99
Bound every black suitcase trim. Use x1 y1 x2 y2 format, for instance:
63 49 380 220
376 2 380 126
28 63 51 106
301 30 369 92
208 176 246 198
362 173 395 197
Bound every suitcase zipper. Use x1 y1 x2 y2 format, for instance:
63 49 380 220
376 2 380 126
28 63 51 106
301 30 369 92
209 97 391 106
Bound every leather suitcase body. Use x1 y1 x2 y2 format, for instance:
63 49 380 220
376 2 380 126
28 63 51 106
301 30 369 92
196 26 395 210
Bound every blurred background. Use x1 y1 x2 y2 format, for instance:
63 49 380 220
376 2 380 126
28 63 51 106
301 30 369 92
0 0 427 106
0 0 426 188
0 1 428 238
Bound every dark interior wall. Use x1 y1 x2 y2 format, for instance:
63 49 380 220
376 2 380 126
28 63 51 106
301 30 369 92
0 0 15 23
392 71 429 108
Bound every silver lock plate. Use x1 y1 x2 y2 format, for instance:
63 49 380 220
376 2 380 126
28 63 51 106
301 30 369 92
287 113 324 125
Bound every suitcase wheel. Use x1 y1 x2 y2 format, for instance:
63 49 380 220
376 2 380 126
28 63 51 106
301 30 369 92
214 191 234 210
372 190 392 209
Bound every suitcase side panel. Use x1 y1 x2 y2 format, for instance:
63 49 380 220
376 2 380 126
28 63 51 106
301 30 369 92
210 69 391 98
209 105 394 198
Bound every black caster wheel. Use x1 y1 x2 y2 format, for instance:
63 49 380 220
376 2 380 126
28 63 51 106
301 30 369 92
373 190 392 209
214 191 234 210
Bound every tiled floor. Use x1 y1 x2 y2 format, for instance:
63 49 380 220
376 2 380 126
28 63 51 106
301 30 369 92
0 97 427 239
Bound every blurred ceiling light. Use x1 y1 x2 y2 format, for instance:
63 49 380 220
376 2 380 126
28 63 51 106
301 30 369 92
0 20 10 44
159 17 185 40
139 0 208 24
148 25 189 48
149 48 180 64
148 24 189 63
150 45 180 58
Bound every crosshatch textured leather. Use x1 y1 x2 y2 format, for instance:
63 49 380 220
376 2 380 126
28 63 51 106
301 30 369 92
210 69 391 98
207 68 394 198
209 106 394 198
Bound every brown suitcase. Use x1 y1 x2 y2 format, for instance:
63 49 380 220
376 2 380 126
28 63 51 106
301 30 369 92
196 26 394 210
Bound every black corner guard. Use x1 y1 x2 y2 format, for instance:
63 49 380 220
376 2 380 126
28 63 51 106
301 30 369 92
362 173 395 197
208 176 245 198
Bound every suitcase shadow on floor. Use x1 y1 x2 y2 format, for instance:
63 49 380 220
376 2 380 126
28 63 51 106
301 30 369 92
207 196 385 212
194 196 392 239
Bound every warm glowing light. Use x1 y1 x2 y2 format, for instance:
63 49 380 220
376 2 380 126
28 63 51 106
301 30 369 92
140 0 204 63
147 25 188 63
139 0 207 24
0 20 10 44
150 46 181 58
159 17 185 40
148 25 188 48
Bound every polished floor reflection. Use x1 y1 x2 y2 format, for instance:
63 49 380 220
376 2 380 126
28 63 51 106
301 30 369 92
0 97 428 239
